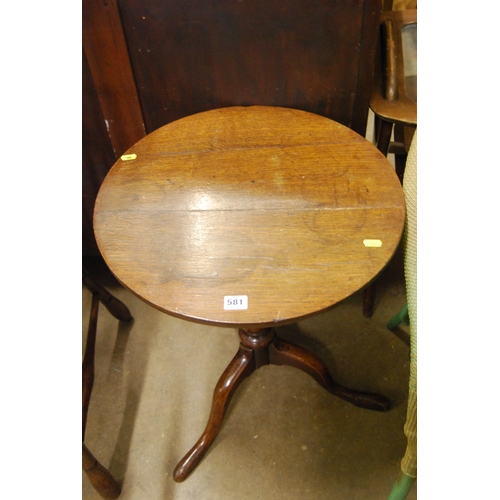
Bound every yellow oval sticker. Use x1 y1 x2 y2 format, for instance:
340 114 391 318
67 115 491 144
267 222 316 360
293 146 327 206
120 153 137 161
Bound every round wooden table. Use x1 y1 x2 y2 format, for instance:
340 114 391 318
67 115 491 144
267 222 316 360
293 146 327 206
94 106 405 482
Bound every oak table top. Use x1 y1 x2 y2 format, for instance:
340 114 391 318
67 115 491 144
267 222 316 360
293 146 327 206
94 106 405 329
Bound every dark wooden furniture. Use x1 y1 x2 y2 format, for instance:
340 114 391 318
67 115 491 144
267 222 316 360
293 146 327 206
82 271 133 498
94 106 405 482
362 9 416 318
83 0 383 256
371 9 417 181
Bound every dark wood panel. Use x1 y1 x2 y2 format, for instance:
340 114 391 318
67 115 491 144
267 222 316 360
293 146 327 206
118 0 380 136
83 0 146 157
82 49 117 256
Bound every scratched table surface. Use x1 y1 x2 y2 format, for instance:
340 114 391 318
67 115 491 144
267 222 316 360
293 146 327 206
94 106 405 328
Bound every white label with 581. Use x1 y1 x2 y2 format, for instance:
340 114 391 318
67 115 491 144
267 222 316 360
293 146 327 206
224 295 248 310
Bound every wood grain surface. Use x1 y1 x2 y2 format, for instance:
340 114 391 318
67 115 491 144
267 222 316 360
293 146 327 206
370 10 417 126
117 0 380 137
94 106 405 327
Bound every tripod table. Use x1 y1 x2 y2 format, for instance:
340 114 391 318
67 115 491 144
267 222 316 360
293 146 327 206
94 106 405 482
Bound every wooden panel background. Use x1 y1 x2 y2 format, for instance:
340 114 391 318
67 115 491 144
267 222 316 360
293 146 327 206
118 0 380 136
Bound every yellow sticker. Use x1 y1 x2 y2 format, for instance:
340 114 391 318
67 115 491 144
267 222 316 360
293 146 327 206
120 153 137 161
363 239 382 247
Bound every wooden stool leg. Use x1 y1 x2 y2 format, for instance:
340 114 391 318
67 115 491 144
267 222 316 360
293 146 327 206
83 277 131 497
270 334 390 411
83 295 121 498
394 123 407 183
83 444 121 499
83 271 133 322
362 281 377 318
373 115 382 144
173 344 256 482
83 294 99 439
376 119 393 156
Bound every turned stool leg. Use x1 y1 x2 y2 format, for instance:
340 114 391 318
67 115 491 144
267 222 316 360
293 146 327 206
83 295 122 498
376 119 393 157
363 281 377 318
83 270 132 322
82 273 132 497
83 444 121 499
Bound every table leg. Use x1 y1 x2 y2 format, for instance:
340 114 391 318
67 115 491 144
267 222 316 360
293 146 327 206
269 334 390 411
173 342 256 482
173 327 390 482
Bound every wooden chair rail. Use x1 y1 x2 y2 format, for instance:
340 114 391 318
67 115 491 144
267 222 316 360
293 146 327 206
82 272 133 498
